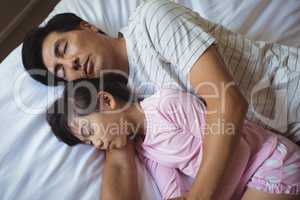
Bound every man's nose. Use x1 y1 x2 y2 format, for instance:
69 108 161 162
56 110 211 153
60 57 81 70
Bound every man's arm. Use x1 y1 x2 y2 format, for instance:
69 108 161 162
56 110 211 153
101 141 139 200
187 45 248 200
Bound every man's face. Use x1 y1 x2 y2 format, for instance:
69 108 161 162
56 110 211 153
42 23 111 81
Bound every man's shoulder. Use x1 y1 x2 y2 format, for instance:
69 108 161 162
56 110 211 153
138 0 173 11
130 0 178 24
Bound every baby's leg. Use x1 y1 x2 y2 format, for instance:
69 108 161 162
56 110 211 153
241 188 300 200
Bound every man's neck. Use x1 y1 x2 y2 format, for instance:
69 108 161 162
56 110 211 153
110 37 129 75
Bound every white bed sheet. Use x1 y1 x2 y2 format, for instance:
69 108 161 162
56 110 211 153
0 0 300 200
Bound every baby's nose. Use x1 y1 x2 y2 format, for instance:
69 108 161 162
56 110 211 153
94 140 104 149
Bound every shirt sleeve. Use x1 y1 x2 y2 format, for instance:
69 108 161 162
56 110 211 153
143 0 215 76
157 89 207 138
143 157 188 200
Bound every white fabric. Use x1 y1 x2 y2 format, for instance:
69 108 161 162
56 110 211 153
1 0 300 200
121 0 215 97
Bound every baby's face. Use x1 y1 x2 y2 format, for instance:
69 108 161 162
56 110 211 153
68 111 130 150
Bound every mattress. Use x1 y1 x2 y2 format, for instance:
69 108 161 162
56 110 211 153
0 0 300 199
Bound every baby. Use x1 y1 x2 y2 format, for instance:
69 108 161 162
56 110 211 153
47 73 300 200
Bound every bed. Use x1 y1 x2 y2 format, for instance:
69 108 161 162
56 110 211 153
0 0 300 199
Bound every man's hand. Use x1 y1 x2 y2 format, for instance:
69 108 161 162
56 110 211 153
101 141 139 200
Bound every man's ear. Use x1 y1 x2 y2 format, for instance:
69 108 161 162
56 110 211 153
79 21 99 33
97 91 117 111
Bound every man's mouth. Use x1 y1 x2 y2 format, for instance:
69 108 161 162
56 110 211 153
83 55 94 76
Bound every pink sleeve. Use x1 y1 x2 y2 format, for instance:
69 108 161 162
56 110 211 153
158 89 207 138
143 157 188 200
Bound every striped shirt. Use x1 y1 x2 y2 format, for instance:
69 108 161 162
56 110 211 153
120 0 300 142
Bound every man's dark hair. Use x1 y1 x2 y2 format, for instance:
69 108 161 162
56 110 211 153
22 13 83 86
46 73 131 146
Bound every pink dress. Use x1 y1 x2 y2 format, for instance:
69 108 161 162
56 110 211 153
138 89 300 200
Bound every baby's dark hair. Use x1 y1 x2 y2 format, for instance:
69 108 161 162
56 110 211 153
46 73 131 146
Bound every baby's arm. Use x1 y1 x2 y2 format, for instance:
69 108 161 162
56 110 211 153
101 141 139 200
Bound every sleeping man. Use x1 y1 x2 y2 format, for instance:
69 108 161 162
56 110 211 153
21 0 300 199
